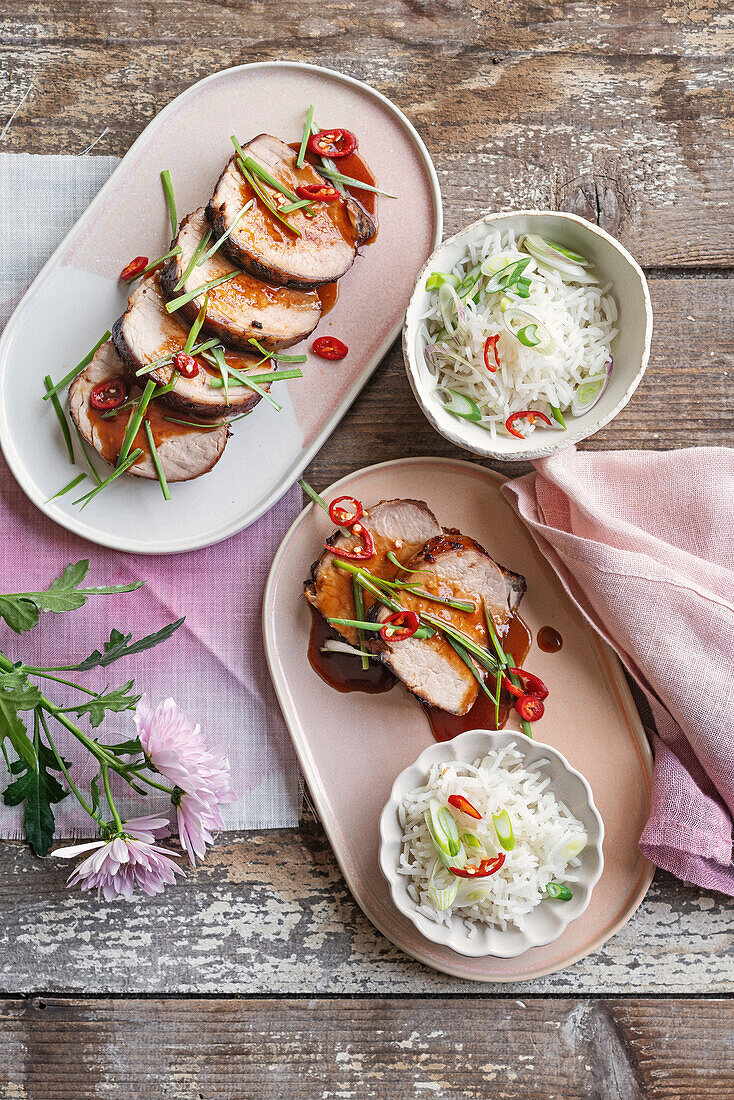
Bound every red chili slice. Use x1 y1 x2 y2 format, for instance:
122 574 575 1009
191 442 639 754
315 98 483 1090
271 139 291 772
449 853 506 879
505 410 553 439
483 334 501 373
515 694 545 722
307 128 357 158
120 256 148 282
327 522 375 561
328 495 363 527
173 352 199 378
312 336 348 360
378 610 420 643
448 794 482 820
296 183 341 202
90 377 128 411
503 668 549 701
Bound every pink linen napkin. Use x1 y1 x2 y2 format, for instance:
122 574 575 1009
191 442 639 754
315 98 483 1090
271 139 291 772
0 451 302 836
502 446 734 896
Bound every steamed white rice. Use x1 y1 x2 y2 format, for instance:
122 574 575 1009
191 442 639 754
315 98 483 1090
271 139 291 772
397 743 587 934
420 228 618 440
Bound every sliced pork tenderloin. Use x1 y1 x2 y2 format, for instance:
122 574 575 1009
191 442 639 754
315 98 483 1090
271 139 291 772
160 207 322 351
112 273 272 419
305 499 443 645
68 341 228 482
367 531 526 715
207 135 375 289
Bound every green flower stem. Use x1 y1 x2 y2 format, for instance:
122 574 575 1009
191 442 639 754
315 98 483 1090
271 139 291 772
127 767 173 794
38 711 94 817
102 765 123 831
24 670 98 696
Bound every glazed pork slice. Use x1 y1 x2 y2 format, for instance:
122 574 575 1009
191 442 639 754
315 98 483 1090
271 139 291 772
305 499 443 645
112 273 272 419
207 135 375 289
160 207 322 351
367 531 527 715
68 341 228 482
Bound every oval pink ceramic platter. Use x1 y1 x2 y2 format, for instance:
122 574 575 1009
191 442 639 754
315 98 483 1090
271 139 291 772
263 456 654 982
0 63 442 554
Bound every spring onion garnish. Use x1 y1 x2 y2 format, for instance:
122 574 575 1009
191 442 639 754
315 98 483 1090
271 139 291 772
462 832 483 851
177 228 212 287
420 611 498 672
546 882 573 901
72 423 103 485
392 584 475 614
482 257 531 293
248 337 307 363
426 800 461 859
327 616 433 639
352 577 370 671
492 809 515 851
385 551 431 577
321 639 377 660
426 272 460 292
72 449 143 509
317 166 397 199
43 375 75 465
333 564 405 617
47 472 87 502
440 389 482 422
503 307 554 355
428 861 459 910
240 154 299 203
457 265 482 300
483 601 532 739
118 381 156 466
122 246 182 283
277 198 315 214
184 294 209 354
203 349 282 412
135 338 220 377
210 345 229 405
297 105 315 168
165 272 239 314
160 170 177 237
570 371 609 417
198 201 254 265
523 234 589 268
207 368 303 388
444 636 496 701
43 331 112 401
162 416 220 432
307 118 346 196
299 478 350 537
142 420 170 501
100 397 137 420
549 404 567 429
231 138 301 237
516 324 540 348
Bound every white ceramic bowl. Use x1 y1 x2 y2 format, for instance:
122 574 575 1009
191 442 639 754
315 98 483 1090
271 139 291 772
402 210 653 462
378 729 604 958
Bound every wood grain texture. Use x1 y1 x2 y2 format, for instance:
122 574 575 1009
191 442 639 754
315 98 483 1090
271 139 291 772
1 0 733 268
1 815 732 994
1 996 733 1099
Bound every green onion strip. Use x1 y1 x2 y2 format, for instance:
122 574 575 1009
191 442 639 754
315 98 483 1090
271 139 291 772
143 420 170 502
43 375 75 465
160 169 177 237
297 105 315 168
43 331 111 401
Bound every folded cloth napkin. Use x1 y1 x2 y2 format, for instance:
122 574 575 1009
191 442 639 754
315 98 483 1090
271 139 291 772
0 152 302 838
503 446 734 896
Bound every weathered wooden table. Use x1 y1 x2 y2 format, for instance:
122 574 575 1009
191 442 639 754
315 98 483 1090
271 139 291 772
1 1 732 1095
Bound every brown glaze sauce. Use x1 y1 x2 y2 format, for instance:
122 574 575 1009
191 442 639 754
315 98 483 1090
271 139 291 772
317 281 339 315
210 272 319 317
307 606 396 694
422 613 532 742
88 395 193 468
288 143 379 243
537 626 563 653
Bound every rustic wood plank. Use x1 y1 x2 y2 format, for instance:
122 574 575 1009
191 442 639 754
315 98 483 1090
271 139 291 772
0 815 731 994
0 1 732 267
307 275 733 484
1 996 732 1098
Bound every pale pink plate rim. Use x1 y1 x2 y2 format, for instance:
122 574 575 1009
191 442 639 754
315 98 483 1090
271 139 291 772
263 455 655 982
0 62 443 554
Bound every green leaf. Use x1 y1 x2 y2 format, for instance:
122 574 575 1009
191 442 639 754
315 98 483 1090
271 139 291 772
0 699 36 771
71 618 186 671
3 741 68 856
0 671 42 710
0 597 39 634
72 680 142 728
0 561 145 631
105 737 144 756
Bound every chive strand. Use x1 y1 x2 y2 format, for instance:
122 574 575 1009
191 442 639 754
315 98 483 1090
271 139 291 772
207 368 303 388
297 105 314 167
72 450 143 508
72 423 103 485
43 375 75 464
165 272 239 314
197 200 254 265
122 246 182 283
175 229 212 289
117 381 156 466
46 472 86 502
248 337 306 363
160 169 177 236
184 294 209 354
143 420 170 501
317 166 397 198
352 578 370 670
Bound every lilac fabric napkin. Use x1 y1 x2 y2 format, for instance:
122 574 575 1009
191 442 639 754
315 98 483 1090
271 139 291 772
0 152 302 837
502 446 734 895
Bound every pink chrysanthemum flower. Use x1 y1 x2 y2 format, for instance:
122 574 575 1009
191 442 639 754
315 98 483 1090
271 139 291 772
174 792 224 866
55 817 183 900
134 696 210 792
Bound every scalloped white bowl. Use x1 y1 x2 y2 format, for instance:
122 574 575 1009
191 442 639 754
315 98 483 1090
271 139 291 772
402 210 653 462
378 729 605 958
